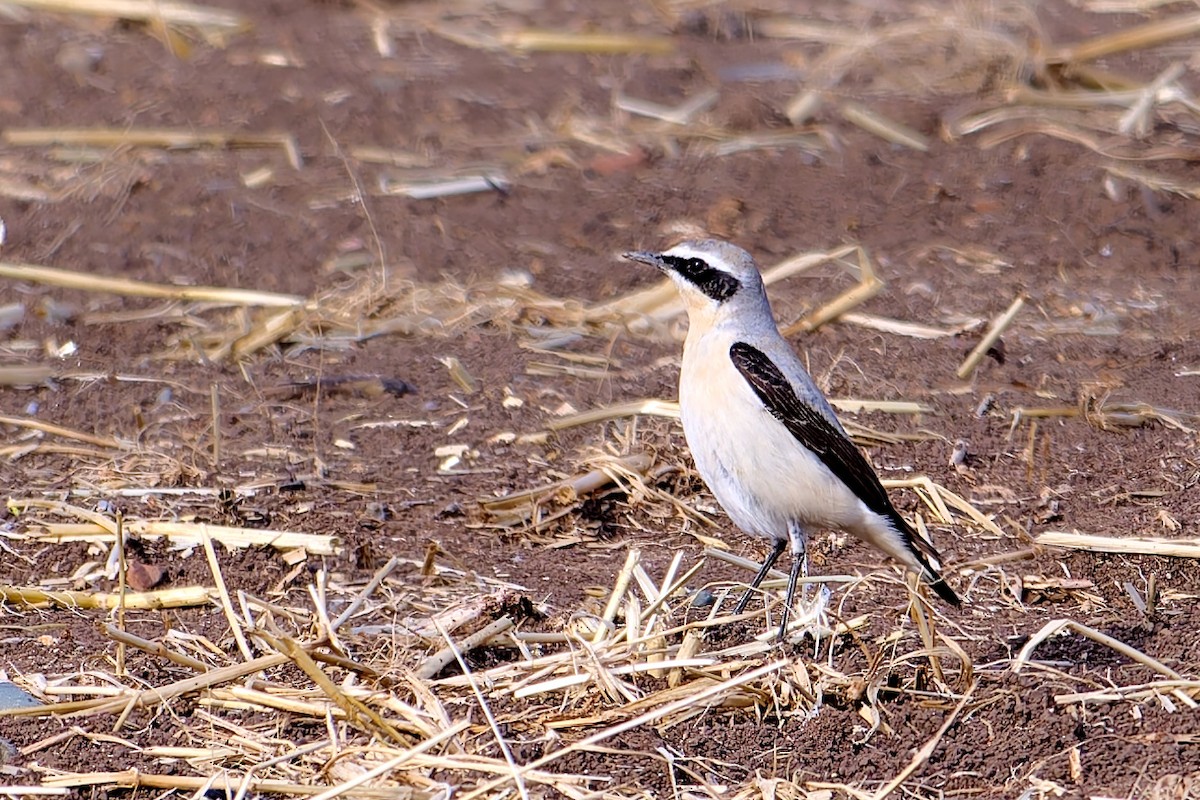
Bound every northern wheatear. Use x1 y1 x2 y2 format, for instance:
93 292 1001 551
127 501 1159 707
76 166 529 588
624 239 960 638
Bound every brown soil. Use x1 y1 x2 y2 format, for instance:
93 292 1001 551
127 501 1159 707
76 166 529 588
2 1 1199 798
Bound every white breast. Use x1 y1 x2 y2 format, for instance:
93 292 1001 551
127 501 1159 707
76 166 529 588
678 329 870 543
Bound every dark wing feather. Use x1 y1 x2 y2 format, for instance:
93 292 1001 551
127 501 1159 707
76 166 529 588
729 342 960 606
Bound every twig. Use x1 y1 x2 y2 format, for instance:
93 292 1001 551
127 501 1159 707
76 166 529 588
200 525 254 662
0 261 305 306
1036 531 1200 558
1013 619 1181 679
435 619 529 800
956 295 1024 379
331 556 400 631
415 616 514 680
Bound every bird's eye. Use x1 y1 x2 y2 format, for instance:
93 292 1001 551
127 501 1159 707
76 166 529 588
661 255 740 302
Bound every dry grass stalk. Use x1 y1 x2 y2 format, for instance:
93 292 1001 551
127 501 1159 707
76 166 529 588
829 399 932 415
0 366 54 386
956 295 1025 379
1105 163 1200 200
0 414 126 449
617 89 719 125
1036 531 1200 559
546 400 680 432
262 634 409 746
1055 679 1200 706
15 505 338 555
42 770 416 798
1079 395 1198 433
781 247 883 336
839 101 931 151
0 261 305 307
4 128 298 168
499 29 673 54
1013 619 1181 679
0 584 210 610
207 307 307 361
708 131 828 158
102 624 210 672
754 16 871 46
306 721 471 800
201 526 255 662
1046 11 1200 63
839 311 979 339
5 0 249 32
480 452 655 527
415 616 514 679
379 173 509 200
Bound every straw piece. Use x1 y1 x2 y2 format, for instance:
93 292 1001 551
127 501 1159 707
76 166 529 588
18 511 338 555
3 128 298 168
0 788 69 796
595 550 640 643
480 453 655 525
258 634 409 745
308 721 471 800
200 526 254 662
102 624 209 673
500 29 673 54
1055 679 1200 705
1013 619 1182 679
0 585 211 610
4 0 249 31
781 247 883 336
1105 163 1200 200
754 17 872 46
616 90 719 125
1047 11 1200 63
0 366 55 386
546 400 679 431
415 616 515 680
839 102 931 152
380 174 509 200
955 295 1024 379
829 400 932 415
0 415 125 449
43 770 417 798
839 311 980 339
0 262 305 307
1036 531 1200 559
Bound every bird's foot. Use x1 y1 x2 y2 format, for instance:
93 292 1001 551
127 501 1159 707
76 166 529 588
780 584 833 647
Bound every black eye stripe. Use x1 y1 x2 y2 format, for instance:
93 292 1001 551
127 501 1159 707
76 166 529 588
660 255 740 302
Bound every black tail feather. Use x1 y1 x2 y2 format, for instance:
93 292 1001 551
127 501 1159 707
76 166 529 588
924 569 961 606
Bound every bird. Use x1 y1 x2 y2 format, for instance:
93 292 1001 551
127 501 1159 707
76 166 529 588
624 239 960 639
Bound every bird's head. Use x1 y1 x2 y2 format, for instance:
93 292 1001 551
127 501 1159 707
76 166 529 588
624 239 768 329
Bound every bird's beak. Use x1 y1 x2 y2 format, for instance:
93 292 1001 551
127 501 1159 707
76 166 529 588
623 251 668 272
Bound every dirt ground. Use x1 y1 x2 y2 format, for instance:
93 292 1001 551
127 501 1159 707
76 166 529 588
2 0 1200 798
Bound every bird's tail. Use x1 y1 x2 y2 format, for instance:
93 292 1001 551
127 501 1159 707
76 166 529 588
906 527 961 606
921 563 961 606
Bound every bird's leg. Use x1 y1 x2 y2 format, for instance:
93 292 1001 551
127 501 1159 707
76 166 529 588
732 537 787 615
779 522 809 640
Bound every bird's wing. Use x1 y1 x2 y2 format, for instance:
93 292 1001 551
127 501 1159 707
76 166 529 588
729 341 961 606
729 341 895 520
